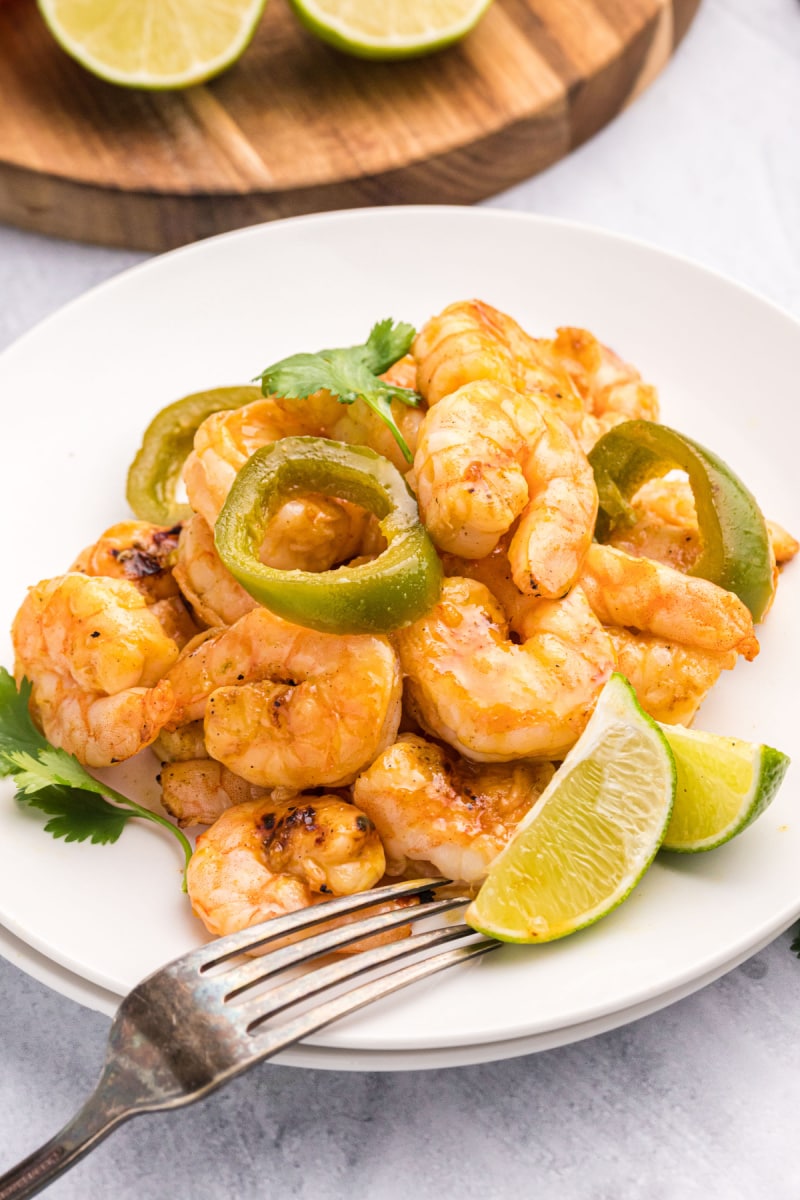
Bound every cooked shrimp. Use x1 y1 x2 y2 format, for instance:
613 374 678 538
414 379 597 597
393 575 615 761
354 734 554 883
146 597 204 649
12 573 177 765
606 478 702 572
182 396 378 575
173 514 258 628
153 721 273 824
166 607 402 788
71 520 183 603
182 394 336 527
768 518 799 566
256 495 370 572
186 795 386 938
440 542 738 725
608 629 737 725
152 720 207 762
412 300 657 449
73 520 201 647
580 543 759 659
160 759 274 827
439 541 555 639
171 499 378 635
184 380 420 535
381 353 418 392
414 299 584 421
609 477 798 576
546 326 659 424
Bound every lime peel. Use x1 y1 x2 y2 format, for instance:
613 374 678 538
465 674 676 945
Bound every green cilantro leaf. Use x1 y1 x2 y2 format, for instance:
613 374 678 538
0 666 192 887
258 319 420 463
18 784 132 845
360 319 417 374
0 674 49 771
5 747 99 795
791 925 800 959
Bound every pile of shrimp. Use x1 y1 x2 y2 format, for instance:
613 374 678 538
12 300 797 941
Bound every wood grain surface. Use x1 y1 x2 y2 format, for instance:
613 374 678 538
0 0 701 251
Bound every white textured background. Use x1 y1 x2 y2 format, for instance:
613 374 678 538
2 1 800 1196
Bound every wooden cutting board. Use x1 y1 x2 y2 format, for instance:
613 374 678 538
0 0 700 252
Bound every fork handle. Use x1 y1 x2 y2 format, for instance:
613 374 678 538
0 1084 126 1200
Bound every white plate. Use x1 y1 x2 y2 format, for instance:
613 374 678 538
0 207 798 1060
1 917 785 1072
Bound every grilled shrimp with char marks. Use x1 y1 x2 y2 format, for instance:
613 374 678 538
11 573 177 766
354 734 555 884
186 795 386 938
414 378 597 598
71 520 183 602
72 520 201 648
165 606 402 789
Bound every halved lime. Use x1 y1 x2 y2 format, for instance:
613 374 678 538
660 724 790 853
38 0 267 89
465 674 676 944
287 0 494 60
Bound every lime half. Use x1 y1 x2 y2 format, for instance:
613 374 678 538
660 725 790 853
466 674 676 944
287 0 494 59
38 0 267 89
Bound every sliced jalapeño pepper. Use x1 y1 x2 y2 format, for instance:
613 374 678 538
215 436 443 634
126 386 261 525
589 419 774 621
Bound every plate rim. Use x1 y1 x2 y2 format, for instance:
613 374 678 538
2 912 795 1071
4 206 800 368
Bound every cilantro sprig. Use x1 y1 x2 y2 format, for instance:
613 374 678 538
791 925 800 959
258 319 421 463
0 667 192 889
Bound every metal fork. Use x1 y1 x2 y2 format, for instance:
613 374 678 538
0 878 498 1199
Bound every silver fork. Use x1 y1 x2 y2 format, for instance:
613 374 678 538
0 878 498 1199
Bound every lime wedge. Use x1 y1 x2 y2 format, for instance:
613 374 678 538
660 725 790 853
38 0 267 89
465 674 676 944
287 0 494 59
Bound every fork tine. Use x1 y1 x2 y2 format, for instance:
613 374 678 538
0 903 497 1197
222 893 471 1000
240 922 484 1023
250 930 500 1053
190 877 450 972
